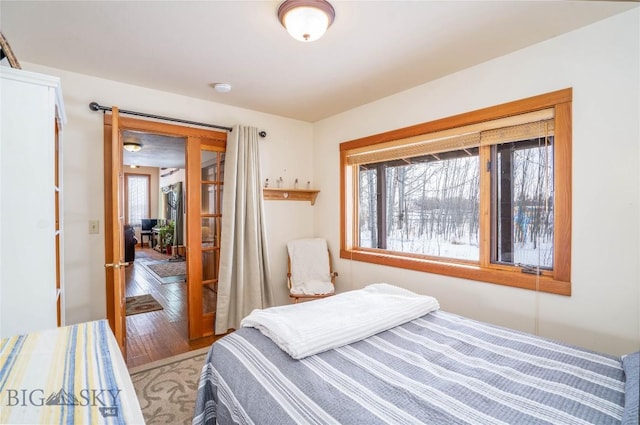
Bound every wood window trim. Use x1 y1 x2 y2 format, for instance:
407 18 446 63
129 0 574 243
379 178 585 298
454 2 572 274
339 88 572 296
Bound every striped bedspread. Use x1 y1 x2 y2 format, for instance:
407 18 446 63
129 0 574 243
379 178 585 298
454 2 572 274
193 311 628 425
0 320 144 424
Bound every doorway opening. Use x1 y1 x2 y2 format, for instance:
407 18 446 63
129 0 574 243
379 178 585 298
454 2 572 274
122 131 191 367
103 112 226 366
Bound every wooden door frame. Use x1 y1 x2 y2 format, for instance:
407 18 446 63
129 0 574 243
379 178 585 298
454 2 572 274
185 137 226 338
104 113 226 346
103 108 126 354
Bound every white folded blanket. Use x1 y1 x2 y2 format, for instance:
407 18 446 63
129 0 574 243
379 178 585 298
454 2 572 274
289 279 335 295
287 238 333 295
240 283 440 359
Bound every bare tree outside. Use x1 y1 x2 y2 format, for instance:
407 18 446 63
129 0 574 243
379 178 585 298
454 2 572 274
497 139 554 268
358 137 554 269
359 149 480 261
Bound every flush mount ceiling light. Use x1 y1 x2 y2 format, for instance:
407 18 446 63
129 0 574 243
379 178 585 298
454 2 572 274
211 83 232 93
123 137 142 152
278 0 335 42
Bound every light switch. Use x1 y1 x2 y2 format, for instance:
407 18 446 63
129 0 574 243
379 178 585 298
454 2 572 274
89 220 100 234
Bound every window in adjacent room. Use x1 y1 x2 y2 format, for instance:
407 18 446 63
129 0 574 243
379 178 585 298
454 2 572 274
340 89 572 295
125 173 150 226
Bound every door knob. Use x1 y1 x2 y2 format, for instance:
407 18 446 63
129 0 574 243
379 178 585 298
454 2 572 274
104 262 129 269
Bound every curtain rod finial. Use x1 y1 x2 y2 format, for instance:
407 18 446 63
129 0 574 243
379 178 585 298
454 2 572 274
89 102 100 111
259 131 267 138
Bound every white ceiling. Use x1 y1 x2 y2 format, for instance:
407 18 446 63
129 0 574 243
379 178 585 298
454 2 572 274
122 130 186 169
1 1 637 124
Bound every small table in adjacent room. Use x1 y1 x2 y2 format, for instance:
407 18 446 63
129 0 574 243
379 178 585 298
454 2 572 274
140 218 158 247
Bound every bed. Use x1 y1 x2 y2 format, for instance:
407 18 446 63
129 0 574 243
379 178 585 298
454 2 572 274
193 284 639 425
0 320 144 424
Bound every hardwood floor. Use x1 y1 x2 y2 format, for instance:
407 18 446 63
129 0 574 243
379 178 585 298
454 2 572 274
125 247 217 367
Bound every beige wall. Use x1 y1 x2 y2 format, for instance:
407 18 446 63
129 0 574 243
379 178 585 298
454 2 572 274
24 62 316 322
313 9 640 356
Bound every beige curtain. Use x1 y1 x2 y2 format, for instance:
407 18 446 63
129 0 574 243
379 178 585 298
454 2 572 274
215 125 273 334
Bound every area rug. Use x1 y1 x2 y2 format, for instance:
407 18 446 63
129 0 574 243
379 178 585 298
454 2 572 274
134 250 152 260
129 347 210 425
126 294 164 316
142 260 186 284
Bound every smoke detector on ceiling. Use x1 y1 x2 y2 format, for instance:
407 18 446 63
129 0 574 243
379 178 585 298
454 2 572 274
211 83 232 93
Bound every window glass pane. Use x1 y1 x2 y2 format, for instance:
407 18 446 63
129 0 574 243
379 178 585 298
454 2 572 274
358 166 378 248
163 188 180 222
359 149 480 261
127 174 149 226
495 138 554 268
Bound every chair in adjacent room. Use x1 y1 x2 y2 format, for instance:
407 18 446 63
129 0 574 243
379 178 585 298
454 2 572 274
286 238 338 303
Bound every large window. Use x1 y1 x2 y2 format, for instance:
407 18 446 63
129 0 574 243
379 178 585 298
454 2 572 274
125 173 150 226
340 89 572 295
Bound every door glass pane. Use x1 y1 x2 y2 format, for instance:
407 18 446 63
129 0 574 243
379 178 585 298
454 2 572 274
202 249 217 314
202 250 218 282
202 282 216 314
202 217 217 247
219 153 225 182
201 148 223 317
201 151 219 181
201 184 218 215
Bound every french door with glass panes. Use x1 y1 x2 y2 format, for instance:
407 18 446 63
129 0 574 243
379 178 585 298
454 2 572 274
186 137 225 338
104 113 227 350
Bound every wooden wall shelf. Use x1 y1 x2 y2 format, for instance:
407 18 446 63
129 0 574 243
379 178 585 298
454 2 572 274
263 188 320 205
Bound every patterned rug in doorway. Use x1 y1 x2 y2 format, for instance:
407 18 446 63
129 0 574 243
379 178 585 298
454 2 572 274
142 260 186 284
129 347 210 425
126 294 164 316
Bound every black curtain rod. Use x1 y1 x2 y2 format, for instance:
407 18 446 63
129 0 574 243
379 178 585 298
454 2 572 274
88 102 268 137
89 101 233 131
